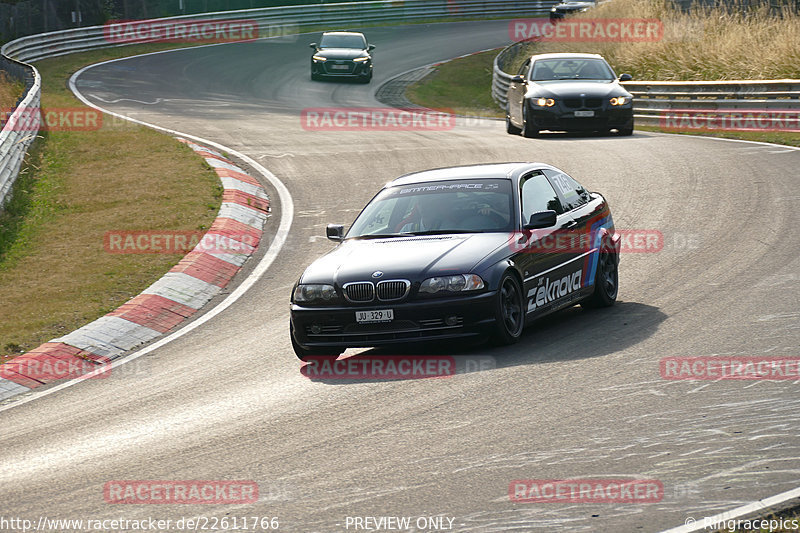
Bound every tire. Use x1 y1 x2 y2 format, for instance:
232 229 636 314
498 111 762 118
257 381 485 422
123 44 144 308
618 118 634 136
291 326 344 361
521 104 539 138
492 273 525 345
311 72 320 81
506 110 522 135
581 251 619 308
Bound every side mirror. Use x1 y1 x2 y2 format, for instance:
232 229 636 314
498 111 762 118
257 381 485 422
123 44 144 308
619 73 633 82
309 42 317 49
326 224 345 242
511 75 525 84
524 210 557 230
368 44 375 51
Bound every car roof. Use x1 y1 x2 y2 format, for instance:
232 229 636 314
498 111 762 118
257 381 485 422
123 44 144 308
529 52 606 61
389 163 559 187
321 31 365 37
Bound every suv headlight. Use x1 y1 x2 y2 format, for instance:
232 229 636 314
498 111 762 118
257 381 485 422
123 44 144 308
353 56 370 62
610 96 630 106
294 284 337 303
312 55 327 62
419 274 484 295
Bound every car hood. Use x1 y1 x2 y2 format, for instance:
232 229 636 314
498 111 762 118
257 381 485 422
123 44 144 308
300 233 515 285
315 48 368 60
526 80 629 99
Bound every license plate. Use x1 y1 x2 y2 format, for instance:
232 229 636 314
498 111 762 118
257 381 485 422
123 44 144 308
574 110 595 117
356 309 394 323
330 64 349 70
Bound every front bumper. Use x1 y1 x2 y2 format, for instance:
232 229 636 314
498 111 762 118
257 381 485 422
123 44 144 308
528 104 633 131
311 59 372 78
290 290 497 348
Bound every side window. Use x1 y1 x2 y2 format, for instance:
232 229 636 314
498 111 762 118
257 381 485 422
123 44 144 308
520 172 563 224
517 58 531 77
544 169 589 211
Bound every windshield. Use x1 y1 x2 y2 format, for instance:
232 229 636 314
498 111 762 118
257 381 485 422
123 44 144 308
319 34 367 49
531 58 615 81
347 179 514 238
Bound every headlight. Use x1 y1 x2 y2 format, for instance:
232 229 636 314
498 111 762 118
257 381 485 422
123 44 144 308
294 284 336 303
610 96 630 106
534 98 556 107
312 55 327 62
352 56 370 62
419 274 485 295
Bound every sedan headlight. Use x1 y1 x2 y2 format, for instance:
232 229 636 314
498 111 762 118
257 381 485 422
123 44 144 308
294 284 337 303
352 56 370 62
419 274 485 295
312 55 327 62
534 98 556 107
610 96 630 106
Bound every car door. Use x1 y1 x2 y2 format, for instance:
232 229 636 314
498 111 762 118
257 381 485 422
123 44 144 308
507 58 531 125
543 168 612 293
513 170 582 318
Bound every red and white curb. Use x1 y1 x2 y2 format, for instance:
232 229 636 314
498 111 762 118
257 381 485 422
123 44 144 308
0 138 269 400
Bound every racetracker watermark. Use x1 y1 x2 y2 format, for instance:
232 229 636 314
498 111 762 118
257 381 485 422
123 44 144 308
301 355 457 380
510 18 664 42
510 229 662 254
300 108 456 131
1 107 102 131
509 479 664 503
0 354 111 381
104 19 259 43
103 231 256 254
661 356 800 380
104 481 259 504
661 109 800 133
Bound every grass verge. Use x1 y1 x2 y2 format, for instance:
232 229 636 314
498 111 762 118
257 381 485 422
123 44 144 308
0 70 24 109
0 43 225 362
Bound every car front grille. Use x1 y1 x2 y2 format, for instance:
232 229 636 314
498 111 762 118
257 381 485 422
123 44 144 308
377 280 410 301
585 97 602 108
344 282 374 302
343 280 410 303
323 60 355 74
563 97 603 109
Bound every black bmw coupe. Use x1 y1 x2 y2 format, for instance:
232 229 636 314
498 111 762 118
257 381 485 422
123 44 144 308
506 53 634 136
289 163 621 359
309 31 374 83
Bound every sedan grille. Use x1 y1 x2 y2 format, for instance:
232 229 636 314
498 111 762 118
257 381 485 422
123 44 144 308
564 98 582 108
342 280 410 302
585 97 603 108
563 97 603 109
343 282 374 302
377 280 410 301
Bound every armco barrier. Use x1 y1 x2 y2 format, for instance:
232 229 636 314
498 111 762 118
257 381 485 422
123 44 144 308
0 55 40 208
0 0 556 208
491 40 800 126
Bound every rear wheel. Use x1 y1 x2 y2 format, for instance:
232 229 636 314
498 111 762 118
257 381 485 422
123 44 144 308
581 251 619 308
492 273 525 345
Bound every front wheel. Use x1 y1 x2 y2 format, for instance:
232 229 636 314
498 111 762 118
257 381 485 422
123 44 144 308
581 251 619 308
522 104 539 138
492 273 525 345
506 109 522 135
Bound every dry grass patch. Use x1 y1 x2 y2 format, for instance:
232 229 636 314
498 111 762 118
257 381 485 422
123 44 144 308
509 0 800 80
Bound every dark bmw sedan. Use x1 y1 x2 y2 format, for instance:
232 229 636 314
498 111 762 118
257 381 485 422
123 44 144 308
506 53 634 137
309 31 374 83
289 163 621 359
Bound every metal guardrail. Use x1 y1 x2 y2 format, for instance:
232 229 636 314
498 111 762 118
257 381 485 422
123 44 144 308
0 56 40 208
491 41 800 124
0 0 555 209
